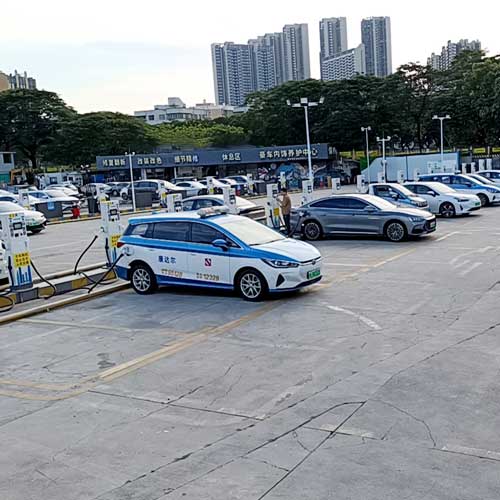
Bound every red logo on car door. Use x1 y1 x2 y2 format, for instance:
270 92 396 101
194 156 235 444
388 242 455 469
205 258 212 267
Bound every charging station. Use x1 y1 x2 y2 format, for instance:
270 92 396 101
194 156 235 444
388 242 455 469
247 174 255 195
397 170 405 184
158 184 167 208
0 212 32 290
206 177 216 195
18 189 31 209
377 172 386 183
100 200 123 264
166 193 183 213
279 172 287 190
301 179 313 206
265 184 281 229
332 177 341 193
356 175 367 193
222 186 238 214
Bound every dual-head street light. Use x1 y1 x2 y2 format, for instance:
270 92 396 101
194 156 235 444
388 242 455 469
286 97 325 182
376 135 391 180
433 114 451 166
361 126 372 182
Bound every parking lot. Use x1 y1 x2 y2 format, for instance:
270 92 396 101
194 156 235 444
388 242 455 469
2 202 500 499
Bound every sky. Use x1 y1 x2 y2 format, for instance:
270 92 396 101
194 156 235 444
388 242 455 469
1 0 498 114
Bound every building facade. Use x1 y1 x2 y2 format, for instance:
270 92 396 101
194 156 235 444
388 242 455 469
0 70 37 92
427 39 482 71
0 152 15 184
319 17 348 79
361 17 392 77
211 23 311 106
134 97 247 125
321 44 366 81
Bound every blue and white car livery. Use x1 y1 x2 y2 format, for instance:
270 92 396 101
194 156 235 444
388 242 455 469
418 173 500 206
116 208 322 301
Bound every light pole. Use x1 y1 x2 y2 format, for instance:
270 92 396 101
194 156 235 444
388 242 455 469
361 126 372 183
433 115 451 167
376 136 391 181
125 152 136 212
287 97 325 183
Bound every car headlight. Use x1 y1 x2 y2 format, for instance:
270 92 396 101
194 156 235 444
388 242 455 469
262 259 299 268
409 216 425 223
455 197 469 202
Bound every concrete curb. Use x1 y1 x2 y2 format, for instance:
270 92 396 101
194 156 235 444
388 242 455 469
0 282 129 325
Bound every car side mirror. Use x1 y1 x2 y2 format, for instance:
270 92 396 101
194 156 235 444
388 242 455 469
390 193 398 199
212 238 229 251
426 191 435 197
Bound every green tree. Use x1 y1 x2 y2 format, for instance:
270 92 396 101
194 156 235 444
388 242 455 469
48 112 158 166
0 89 75 169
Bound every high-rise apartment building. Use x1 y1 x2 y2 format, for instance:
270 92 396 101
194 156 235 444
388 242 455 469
427 39 482 71
319 17 348 79
0 70 37 92
211 42 254 106
361 17 392 77
282 24 311 82
212 23 310 105
321 44 366 81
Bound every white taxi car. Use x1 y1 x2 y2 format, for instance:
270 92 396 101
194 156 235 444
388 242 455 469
404 182 481 217
116 208 322 301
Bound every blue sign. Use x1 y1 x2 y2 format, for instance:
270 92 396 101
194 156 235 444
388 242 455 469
97 144 331 171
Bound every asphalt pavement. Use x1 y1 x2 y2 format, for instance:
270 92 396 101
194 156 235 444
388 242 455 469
1 196 500 499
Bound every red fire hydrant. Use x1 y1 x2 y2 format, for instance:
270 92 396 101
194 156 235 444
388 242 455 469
71 204 81 219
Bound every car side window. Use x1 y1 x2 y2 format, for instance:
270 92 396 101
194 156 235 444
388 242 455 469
127 223 150 237
183 200 195 211
191 223 226 245
196 199 218 209
152 222 191 242
346 198 369 210
311 198 350 209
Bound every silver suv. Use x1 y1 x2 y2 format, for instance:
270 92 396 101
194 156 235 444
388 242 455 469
291 194 436 242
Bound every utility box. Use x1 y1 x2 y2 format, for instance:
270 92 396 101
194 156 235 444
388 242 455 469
35 201 64 219
135 191 153 209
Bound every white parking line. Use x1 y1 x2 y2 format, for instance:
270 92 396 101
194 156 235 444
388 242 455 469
459 262 483 277
324 263 373 267
435 231 461 242
325 305 382 331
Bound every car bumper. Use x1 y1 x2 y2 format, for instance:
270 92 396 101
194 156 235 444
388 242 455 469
268 260 323 291
457 201 481 214
27 221 46 231
410 218 436 235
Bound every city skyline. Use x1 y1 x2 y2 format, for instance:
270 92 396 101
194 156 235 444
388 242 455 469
1 0 497 114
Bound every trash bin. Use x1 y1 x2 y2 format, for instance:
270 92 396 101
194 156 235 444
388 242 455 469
254 181 267 195
135 191 153 209
87 197 99 215
35 201 64 220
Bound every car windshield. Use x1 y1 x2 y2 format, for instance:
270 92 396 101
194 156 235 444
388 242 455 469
471 175 494 185
45 190 69 197
0 201 24 212
428 183 455 194
393 185 415 197
219 218 285 246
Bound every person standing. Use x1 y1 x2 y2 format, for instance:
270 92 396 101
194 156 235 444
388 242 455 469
279 188 292 236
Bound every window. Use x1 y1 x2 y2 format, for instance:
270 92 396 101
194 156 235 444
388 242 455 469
311 198 350 209
2 153 12 164
438 176 451 184
191 223 226 245
152 222 190 242
346 198 369 210
373 186 391 196
182 200 196 211
148 115 155 121
128 223 150 237
196 199 219 209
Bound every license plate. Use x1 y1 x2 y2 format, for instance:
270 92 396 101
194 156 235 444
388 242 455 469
307 269 321 280
475 202 480 206
429 220 436 229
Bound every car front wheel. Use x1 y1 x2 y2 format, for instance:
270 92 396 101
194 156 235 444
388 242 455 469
477 193 488 207
385 221 407 242
439 202 456 218
130 264 158 295
302 220 322 241
237 269 267 301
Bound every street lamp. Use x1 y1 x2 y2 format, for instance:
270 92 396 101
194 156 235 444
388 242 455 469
433 115 451 167
286 96 325 183
376 136 391 180
361 126 372 183
125 152 136 212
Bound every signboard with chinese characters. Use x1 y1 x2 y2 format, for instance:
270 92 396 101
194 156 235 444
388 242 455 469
96 144 330 170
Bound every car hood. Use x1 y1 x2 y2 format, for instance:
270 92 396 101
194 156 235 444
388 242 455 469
389 207 434 218
408 195 427 203
255 238 321 262
23 209 46 219
451 193 480 201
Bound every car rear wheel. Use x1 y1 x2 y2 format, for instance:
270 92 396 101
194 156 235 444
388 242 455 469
385 221 407 242
302 220 323 241
130 264 157 295
477 193 488 207
237 269 267 301
439 202 456 218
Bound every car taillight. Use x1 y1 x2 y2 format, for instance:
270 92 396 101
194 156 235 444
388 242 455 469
116 241 125 248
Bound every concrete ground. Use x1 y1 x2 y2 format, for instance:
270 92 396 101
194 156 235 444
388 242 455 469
1 204 500 499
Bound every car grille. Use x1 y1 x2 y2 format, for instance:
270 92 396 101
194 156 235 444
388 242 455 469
424 219 436 231
301 257 322 266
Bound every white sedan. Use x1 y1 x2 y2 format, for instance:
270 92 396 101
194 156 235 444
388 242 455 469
182 195 262 215
476 170 500 185
404 182 481 217
173 180 206 197
0 201 47 233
